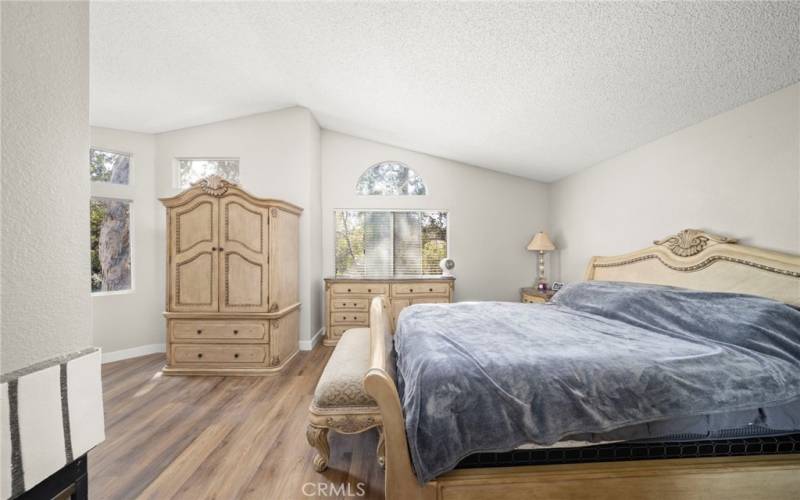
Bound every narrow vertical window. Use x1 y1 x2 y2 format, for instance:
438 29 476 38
90 198 132 292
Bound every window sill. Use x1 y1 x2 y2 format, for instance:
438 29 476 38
91 289 134 297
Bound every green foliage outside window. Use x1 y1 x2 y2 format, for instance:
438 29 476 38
90 200 108 291
91 148 130 184
335 210 448 277
90 146 132 292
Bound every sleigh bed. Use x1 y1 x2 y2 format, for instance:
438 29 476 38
363 229 800 500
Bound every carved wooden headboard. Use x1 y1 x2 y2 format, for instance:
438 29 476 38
585 229 800 306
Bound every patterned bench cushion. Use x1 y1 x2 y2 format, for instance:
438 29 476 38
313 328 377 409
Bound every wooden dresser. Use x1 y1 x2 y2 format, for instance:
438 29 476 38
160 175 302 376
520 287 555 303
324 277 455 345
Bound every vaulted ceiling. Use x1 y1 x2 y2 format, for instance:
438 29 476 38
90 2 799 182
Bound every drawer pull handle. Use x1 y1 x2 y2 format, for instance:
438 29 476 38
429 288 433 292
234 353 239 359
352 303 357 306
233 330 238 334
342 316 346 320
410 288 414 292
368 288 372 292
197 353 203 358
211 247 217 251
353 316 357 320
197 329 202 334
347 288 351 292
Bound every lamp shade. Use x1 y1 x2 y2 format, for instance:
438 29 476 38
527 231 556 251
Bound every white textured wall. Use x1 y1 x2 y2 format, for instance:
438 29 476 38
90 128 162 356
322 131 550 302
1 2 92 373
154 107 323 343
549 83 800 283
307 115 324 342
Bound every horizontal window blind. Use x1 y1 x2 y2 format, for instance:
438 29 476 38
335 210 448 278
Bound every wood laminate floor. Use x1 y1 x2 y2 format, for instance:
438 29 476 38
90 346 384 499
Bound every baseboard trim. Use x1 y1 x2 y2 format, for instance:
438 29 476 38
102 343 166 364
299 327 325 351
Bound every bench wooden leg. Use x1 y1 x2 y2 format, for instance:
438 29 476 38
306 424 330 472
377 426 385 469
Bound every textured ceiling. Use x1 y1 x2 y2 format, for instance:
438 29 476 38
90 2 800 182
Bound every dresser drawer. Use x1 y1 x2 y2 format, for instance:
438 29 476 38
330 283 389 295
331 311 369 325
330 298 369 311
171 344 268 364
522 295 547 304
412 297 450 305
392 282 450 296
169 320 268 343
327 326 352 341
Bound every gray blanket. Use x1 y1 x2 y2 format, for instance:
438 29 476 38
394 281 800 483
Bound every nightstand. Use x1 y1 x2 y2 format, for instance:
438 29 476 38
520 287 555 304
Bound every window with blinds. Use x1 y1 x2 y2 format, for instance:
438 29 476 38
335 210 448 277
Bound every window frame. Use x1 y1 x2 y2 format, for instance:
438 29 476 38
89 196 135 296
173 157 240 189
333 208 450 278
89 144 135 295
355 160 428 196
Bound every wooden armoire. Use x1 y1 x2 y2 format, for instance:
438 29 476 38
160 175 302 375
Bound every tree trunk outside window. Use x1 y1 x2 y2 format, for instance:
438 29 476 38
98 155 131 291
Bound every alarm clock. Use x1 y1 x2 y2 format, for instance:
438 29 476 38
439 258 455 277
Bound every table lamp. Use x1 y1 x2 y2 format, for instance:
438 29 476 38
527 231 556 291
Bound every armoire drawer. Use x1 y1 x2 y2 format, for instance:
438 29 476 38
171 344 268 365
330 311 369 326
391 282 450 296
330 283 389 295
169 320 268 343
330 298 369 311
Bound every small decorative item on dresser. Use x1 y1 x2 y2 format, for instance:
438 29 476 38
439 257 455 277
520 287 555 304
527 231 556 290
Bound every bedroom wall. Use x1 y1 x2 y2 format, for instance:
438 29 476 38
153 107 324 345
321 131 550 302
90 128 163 361
1 2 92 372
549 83 800 284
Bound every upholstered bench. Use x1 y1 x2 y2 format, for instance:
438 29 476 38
307 327 384 472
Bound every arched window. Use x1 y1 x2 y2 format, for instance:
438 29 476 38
355 161 427 195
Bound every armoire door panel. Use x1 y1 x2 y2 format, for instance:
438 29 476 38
223 252 264 307
224 200 264 252
219 196 270 312
175 200 215 253
175 252 216 305
170 196 219 312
